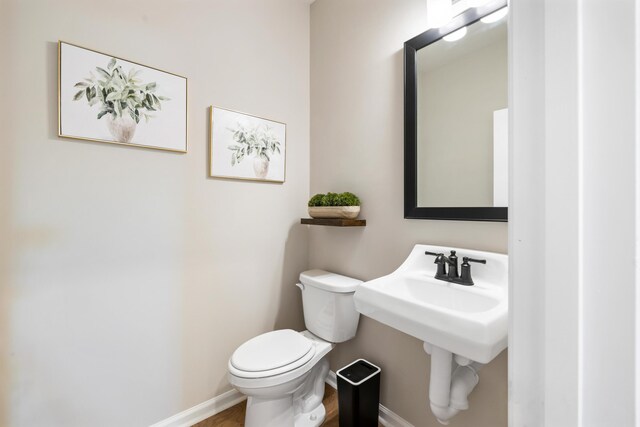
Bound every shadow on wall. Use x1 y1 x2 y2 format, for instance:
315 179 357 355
0 15 9 421
48 41 57 139
273 223 308 331
213 222 308 395
0 67 12 427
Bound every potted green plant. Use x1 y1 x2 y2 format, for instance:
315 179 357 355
72 57 170 144
308 192 361 219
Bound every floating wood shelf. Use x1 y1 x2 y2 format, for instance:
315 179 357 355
301 218 366 227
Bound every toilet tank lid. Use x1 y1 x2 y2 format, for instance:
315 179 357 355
299 269 362 293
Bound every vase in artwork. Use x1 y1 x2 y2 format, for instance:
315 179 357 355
253 157 270 179
106 115 137 144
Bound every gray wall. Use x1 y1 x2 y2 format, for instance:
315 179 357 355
310 1 508 426
0 0 310 425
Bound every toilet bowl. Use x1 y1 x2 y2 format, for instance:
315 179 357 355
227 270 362 427
228 330 333 427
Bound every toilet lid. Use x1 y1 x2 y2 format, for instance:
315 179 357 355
230 329 314 374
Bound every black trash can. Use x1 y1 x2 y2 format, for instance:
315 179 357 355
336 359 381 427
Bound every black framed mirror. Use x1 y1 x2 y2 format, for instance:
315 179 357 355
404 0 508 222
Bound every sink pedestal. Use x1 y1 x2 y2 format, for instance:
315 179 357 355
424 343 484 425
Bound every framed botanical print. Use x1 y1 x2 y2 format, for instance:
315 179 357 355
58 41 188 152
210 106 286 183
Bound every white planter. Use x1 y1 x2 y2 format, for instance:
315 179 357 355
253 157 270 179
308 206 361 219
106 114 137 144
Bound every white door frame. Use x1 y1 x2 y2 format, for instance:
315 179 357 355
509 0 639 425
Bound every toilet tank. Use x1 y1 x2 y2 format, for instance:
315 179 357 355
298 270 362 343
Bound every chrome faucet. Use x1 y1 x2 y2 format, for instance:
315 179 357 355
425 250 486 286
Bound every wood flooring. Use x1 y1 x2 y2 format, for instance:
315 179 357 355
194 384 381 427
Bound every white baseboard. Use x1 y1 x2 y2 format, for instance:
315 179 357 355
378 404 415 427
148 388 246 427
326 370 414 427
151 370 412 427
326 370 338 389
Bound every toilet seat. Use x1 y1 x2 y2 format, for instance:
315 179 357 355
229 329 316 379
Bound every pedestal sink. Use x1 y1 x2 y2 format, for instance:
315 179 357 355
354 244 508 424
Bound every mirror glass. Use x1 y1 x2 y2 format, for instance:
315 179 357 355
416 13 507 208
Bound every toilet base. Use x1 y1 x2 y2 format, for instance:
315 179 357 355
242 356 330 427
294 402 326 427
245 394 296 427
230 332 335 427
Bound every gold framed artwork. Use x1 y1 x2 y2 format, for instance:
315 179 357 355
209 106 286 183
58 41 188 153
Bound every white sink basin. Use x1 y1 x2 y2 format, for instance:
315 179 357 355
354 244 508 363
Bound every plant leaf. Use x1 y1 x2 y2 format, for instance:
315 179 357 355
96 67 111 79
73 90 84 101
150 94 161 110
74 82 88 88
128 69 142 80
97 110 108 120
105 92 120 102
145 82 156 91
107 58 116 70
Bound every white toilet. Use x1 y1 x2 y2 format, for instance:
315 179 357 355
227 269 362 427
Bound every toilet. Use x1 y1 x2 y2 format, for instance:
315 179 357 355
227 269 362 427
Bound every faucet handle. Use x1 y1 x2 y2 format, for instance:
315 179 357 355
425 251 445 262
463 257 486 264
